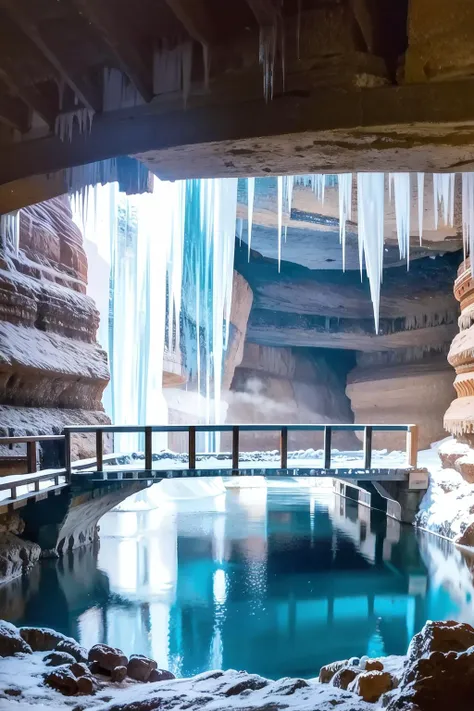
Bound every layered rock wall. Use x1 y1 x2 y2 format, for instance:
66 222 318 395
0 196 110 462
226 342 356 451
347 351 455 450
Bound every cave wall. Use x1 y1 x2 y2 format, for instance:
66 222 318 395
226 343 357 451
0 196 110 461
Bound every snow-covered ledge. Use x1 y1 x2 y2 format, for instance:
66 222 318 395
416 438 474 545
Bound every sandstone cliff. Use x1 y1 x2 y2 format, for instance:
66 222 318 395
0 196 110 461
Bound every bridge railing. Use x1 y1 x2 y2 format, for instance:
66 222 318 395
63 423 419 478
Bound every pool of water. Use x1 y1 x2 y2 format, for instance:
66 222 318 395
2 484 474 679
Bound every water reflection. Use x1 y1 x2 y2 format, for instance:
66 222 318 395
3 485 474 679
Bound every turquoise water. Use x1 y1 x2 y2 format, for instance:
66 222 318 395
1 485 474 679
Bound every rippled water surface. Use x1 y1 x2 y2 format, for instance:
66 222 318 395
2 484 474 679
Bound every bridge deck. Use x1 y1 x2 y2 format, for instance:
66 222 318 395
0 423 421 512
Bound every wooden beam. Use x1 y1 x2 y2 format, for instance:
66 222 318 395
2 78 474 186
246 0 279 26
164 0 217 45
71 0 153 102
0 0 102 112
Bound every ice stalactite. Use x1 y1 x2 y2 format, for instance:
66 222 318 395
283 175 294 216
153 41 193 103
390 173 411 266
247 177 255 260
417 173 424 245
433 173 455 229
54 108 94 141
277 176 283 271
296 174 326 202
357 173 385 333
0 211 20 254
462 172 474 262
259 24 278 101
181 178 238 452
103 68 146 111
337 173 352 271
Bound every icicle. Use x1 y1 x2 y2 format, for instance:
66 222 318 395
0 211 20 253
247 177 255 261
283 175 294 215
390 173 411 267
259 24 277 101
153 41 193 103
417 173 424 245
103 68 144 111
54 108 95 142
357 173 385 332
295 174 326 202
462 172 474 264
337 173 352 271
277 176 283 271
237 218 243 245
433 173 455 229
296 0 302 60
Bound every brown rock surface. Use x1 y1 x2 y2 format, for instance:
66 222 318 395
349 670 393 702
227 343 356 451
347 356 454 450
88 643 128 672
0 195 110 461
0 534 40 585
44 665 79 696
127 654 158 682
0 620 32 656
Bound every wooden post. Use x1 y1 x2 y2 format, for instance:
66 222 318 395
26 440 37 473
189 426 196 469
96 429 103 473
280 427 288 469
145 426 152 471
323 426 332 469
363 426 373 469
232 426 239 472
64 429 71 481
407 425 419 467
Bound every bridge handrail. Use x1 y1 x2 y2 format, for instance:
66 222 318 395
63 423 419 476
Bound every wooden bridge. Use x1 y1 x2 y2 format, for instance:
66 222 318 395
0 423 423 514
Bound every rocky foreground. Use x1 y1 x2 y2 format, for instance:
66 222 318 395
1 620 474 710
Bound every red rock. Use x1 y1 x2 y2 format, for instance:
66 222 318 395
349 670 393 702
88 643 128 672
148 669 176 683
127 654 157 682
111 665 128 683
44 666 78 696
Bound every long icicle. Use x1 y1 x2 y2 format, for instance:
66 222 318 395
357 173 385 333
277 176 283 271
390 173 411 267
338 173 352 272
247 177 255 261
417 173 424 245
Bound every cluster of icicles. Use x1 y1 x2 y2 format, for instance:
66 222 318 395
71 177 237 453
244 172 465 332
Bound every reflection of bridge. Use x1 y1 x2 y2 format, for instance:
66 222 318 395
0 423 426 555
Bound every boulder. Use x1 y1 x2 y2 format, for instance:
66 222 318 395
44 651 77 667
148 668 176 683
127 654 158 682
349 670 393 702
77 675 95 695
88 643 128 672
319 659 348 683
0 620 32 656
69 662 91 677
389 647 474 711
20 626 72 652
111 665 128 683
55 639 88 663
405 620 474 669
0 534 41 585
365 660 384 672
330 666 359 690
44 665 79 696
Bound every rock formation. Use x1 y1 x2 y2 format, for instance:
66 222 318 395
227 343 356 450
0 196 110 461
2 619 474 710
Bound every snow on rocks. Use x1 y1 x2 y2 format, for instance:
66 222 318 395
2 620 474 710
